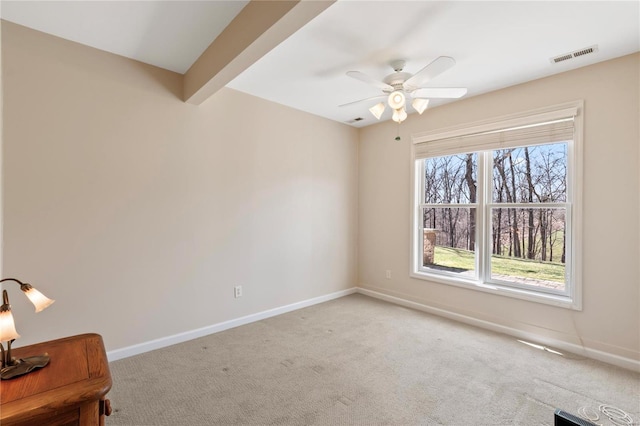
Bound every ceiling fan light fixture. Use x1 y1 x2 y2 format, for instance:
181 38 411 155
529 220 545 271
392 107 407 124
387 91 405 110
369 102 385 120
399 108 408 122
412 98 430 115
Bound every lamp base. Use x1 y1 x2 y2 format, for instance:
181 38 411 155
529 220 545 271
1 354 50 380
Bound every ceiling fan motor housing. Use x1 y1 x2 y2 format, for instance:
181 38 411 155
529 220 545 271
383 72 413 92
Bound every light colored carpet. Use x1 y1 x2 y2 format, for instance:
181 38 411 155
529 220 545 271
107 294 639 425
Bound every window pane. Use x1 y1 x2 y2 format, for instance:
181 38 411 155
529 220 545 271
492 143 567 203
424 153 477 204
422 207 476 277
490 207 566 291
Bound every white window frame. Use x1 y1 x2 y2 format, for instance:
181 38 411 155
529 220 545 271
410 101 583 310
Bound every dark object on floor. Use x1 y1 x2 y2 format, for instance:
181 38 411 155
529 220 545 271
554 409 597 426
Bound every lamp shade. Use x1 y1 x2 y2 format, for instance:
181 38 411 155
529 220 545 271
387 91 405 110
0 291 20 342
392 107 408 123
412 98 430 115
369 102 385 120
0 310 19 342
21 284 55 313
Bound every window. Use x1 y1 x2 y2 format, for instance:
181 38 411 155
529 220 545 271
411 102 583 309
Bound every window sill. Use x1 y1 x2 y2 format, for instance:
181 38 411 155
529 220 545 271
410 270 581 310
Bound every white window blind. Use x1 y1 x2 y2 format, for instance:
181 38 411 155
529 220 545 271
414 106 578 159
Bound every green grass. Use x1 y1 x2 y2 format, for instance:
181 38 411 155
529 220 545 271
431 246 565 283
432 246 476 271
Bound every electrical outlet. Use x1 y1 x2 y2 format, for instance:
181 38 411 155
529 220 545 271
385 270 391 279
234 285 242 298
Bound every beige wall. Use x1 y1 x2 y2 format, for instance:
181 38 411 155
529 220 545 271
1 22 358 352
359 53 640 361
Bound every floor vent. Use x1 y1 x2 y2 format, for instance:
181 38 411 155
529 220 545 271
551 45 599 64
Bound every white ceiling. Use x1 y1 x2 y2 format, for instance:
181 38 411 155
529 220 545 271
2 1 639 128
1 1 249 74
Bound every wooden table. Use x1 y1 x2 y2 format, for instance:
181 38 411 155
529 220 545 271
0 333 112 426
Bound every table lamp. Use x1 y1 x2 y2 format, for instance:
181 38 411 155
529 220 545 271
0 278 55 380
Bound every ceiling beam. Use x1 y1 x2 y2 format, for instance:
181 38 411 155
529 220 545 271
183 0 334 105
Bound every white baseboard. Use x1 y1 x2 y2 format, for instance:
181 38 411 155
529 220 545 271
357 287 640 373
108 285 639 372
107 287 358 362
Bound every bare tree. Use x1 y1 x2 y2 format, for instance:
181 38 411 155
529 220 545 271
505 150 521 258
464 153 476 251
524 147 536 259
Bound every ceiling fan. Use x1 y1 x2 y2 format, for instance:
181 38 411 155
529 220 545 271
342 56 467 124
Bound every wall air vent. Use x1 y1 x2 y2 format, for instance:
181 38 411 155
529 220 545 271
550 45 599 64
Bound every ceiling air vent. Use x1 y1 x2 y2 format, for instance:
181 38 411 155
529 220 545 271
573 46 596 57
345 117 364 124
552 54 573 63
550 45 599 64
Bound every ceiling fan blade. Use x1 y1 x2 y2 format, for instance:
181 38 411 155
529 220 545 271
410 87 467 99
339 94 387 108
346 71 394 92
403 56 456 91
